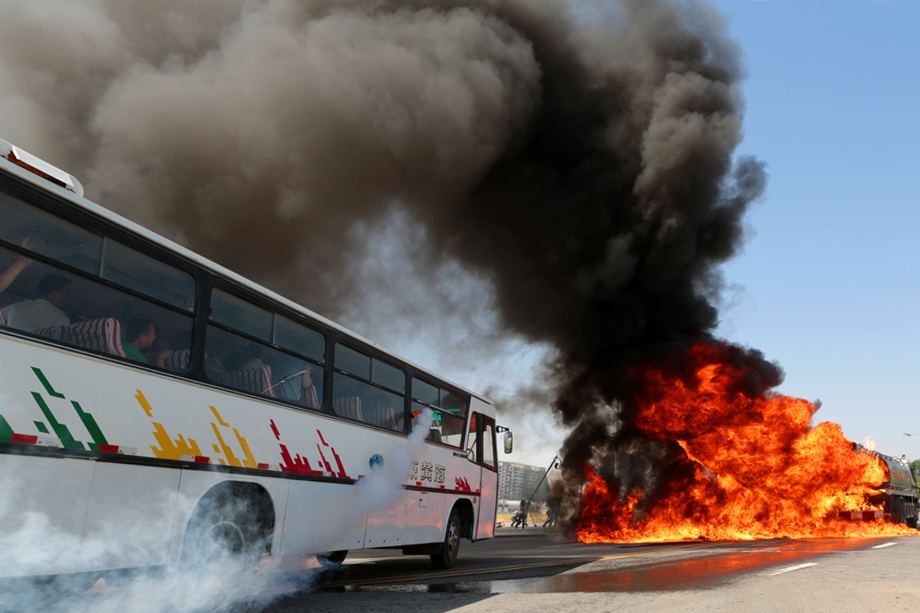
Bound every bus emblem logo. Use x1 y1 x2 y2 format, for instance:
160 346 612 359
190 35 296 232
369 453 384 471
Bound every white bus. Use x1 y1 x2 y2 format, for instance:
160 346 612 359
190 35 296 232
0 139 510 578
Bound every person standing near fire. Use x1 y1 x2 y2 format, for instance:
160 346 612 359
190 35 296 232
543 496 561 529
517 499 530 528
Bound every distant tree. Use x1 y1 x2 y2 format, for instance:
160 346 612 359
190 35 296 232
910 458 920 476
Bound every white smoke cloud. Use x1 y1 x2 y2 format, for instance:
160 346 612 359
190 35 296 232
0 479 300 612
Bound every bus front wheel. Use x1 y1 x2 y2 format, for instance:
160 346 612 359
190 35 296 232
430 509 461 569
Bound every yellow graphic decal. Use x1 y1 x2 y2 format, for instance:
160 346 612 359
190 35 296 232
211 406 230 427
209 407 240 467
135 390 262 468
233 426 258 468
136 389 204 460
208 406 258 468
136 391 154 418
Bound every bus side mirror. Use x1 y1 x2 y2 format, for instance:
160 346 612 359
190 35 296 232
504 431 513 454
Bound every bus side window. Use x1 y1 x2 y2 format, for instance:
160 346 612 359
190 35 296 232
205 294 326 410
439 388 468 447
466 413 479 463
0 187 197 372
333 344 406 432
102 240 196 312
0 188 102 274
0 243 194 370
410 378 468 447
482 416 497 470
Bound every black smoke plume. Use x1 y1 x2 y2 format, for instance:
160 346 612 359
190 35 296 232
0 0 769 515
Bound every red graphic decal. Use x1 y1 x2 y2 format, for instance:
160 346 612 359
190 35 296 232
271 418 323 476
270 420 350 478
315 428 348 479
282 445 323 476
331 449 347 478
316 444 334 475
455 477 472 493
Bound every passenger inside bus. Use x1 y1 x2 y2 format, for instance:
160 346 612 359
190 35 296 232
220 344 274 396
0 238 32 295
1 274 72 332
156 331 193 372
123 317 157 364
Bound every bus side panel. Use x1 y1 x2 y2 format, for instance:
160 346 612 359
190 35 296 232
281 480 367 555
363 440 483 547
83 462 181 569
365 489 446 548
413 491 446 544
0 454 95 578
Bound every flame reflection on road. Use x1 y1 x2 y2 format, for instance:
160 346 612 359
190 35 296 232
483 538 888 593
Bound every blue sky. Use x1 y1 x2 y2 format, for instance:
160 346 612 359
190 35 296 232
709 0 920 460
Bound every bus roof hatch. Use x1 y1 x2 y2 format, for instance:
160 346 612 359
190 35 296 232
0 138 84 197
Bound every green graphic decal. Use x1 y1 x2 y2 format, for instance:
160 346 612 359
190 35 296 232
72 400 108 450
31 392 85 450
0 415 12 442
0 368 112 448
31 367 65 398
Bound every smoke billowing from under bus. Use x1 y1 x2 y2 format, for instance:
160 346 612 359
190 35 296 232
0 476 302 611
0 1 767 519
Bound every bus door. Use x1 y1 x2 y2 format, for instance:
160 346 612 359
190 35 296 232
467 412 498 539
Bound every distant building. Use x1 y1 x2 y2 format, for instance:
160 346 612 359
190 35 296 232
498 461 551 502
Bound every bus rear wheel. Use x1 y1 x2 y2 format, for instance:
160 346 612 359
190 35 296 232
182 484 274 567
202 520 246 560
184 512 264 566
430 509 461 569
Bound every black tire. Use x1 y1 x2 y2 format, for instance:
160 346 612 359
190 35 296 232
318 550 348 566
430 509 462 569
182 500 270 567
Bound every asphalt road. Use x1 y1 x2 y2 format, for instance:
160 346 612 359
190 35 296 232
264 530 920 612
15 529 916 611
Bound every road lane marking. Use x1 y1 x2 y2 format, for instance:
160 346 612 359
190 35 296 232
768 563 817 576
871 542 898 549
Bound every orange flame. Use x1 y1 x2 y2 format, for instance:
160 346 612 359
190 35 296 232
577 344 917 542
